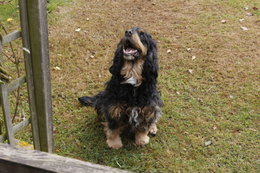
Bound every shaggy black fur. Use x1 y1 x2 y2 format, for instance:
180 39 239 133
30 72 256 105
79 27 162 133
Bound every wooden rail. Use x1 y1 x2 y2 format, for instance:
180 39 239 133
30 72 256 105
0 143 129 173
0 118 30 142
0 30 21 44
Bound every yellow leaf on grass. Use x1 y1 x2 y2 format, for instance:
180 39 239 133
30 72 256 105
6 18 14 22
17 140 34 150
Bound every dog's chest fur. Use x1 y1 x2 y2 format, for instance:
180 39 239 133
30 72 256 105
120 59 144 87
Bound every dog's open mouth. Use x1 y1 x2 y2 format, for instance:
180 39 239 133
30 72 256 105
123 41 140 60
123 47 139 57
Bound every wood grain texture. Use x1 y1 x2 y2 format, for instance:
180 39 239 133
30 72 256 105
1 30 21 45
7 76 26 93
0 143 129 173
0 118 30 142
19 0 54 152
0 85 15 145
26 0 53 153
19 0 41 150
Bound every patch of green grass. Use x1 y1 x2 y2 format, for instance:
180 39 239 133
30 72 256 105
47 0 72 13
0 0 18 22
0 0 73 34
225 0 259 8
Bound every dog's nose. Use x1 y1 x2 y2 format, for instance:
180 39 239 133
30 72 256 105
125 29 133 37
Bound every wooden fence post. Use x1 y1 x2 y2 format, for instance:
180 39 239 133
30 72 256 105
19 0 53 153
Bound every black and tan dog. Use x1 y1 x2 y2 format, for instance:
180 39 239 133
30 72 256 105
79 27 163 149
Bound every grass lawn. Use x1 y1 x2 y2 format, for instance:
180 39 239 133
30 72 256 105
1 0 260 172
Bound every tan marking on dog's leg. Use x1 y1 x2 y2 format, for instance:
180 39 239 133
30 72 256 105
103 123 123 149
149 123 158 136
135 130 150 146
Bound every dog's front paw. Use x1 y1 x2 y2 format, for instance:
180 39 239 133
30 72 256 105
135 134 150 146
149 124 158 137
107 138 123 149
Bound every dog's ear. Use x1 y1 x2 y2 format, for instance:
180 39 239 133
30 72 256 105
109 44 124 76
143 38 159 82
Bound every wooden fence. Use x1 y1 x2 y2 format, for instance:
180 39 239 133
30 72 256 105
0 30 27 145
0 0 53 152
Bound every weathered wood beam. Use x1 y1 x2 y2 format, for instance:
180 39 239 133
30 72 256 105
0 85 15 145
0 143 129 173
19 0 53 152
13 118 30 134
19 0 41 150
0 30 21 45
0 118 30 143
7 76 26 93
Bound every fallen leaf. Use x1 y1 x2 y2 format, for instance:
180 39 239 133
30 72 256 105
167 49 171 54
246 12 253 16
17 140 34 150
239 18 245 22
186 48 191 52
205 140 212 146
221 20 227 24
244 6 249 10
75 28 81 32
6 18 14 22
188 69 193 74
191 55 196 60
54 66 61 71
252 7 259 11
240 26 249 31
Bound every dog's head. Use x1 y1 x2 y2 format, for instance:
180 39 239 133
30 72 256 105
110 28 158 82
121 27 150 61
120 27 156 61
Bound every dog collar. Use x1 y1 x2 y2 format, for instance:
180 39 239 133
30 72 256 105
121 77 141 87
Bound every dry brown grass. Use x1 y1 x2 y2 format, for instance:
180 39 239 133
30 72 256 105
47 0 259 172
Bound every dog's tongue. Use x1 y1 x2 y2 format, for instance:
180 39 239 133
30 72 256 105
124 48 138 55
